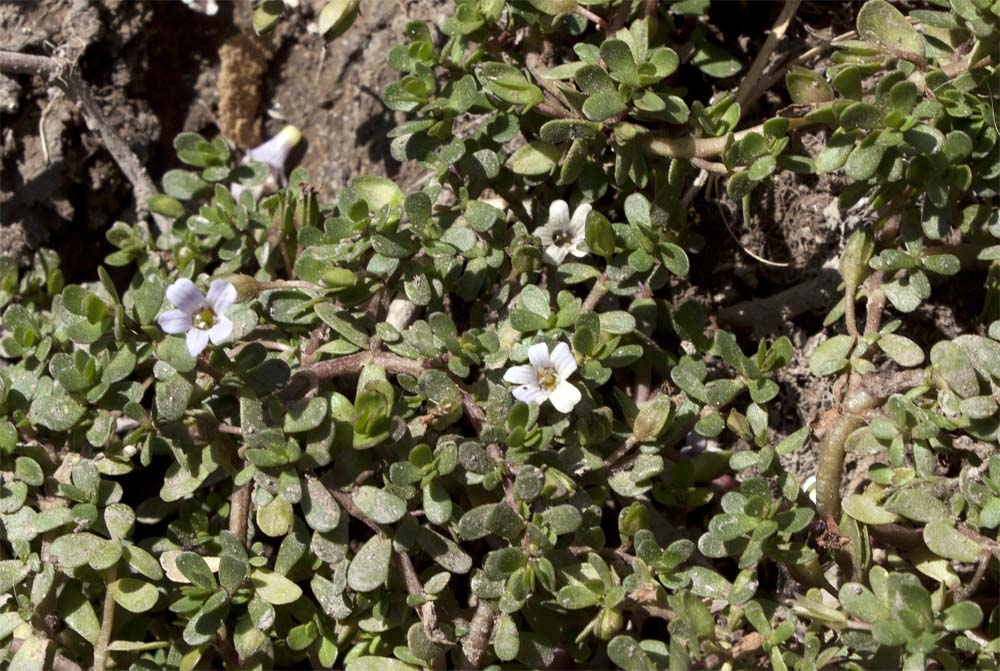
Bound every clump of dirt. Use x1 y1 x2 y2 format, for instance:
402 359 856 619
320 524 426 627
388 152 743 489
218 33 272 149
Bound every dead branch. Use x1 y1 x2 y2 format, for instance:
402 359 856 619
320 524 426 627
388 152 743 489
735 0 802 108
0 49 170 235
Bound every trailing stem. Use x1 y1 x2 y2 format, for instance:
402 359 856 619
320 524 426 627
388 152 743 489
92 564 118 671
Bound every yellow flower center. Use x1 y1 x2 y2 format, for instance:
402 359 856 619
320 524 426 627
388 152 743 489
552 230 573 246
193 308 216 330
536 366 559 391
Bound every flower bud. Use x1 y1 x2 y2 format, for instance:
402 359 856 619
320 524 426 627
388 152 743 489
321 268 358 289
618 502 648 538
594 608 623 640
541 467 575 499
219 274 260 303
839 227 874 292
294 186 321 231
632 396 672 443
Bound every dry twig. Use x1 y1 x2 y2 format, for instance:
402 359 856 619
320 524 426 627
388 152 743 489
0 49 170 235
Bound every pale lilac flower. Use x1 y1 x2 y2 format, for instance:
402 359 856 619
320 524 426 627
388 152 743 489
245 125 302 188
503 342 581 413
158 279 236 357
535 200 591 265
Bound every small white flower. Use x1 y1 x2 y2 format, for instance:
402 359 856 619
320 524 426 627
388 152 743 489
232 125 303 203
246 125 302 187
158 278 237 357
181 0 219 15
802 474 817 504
535 200 591 265
503 342 581 413
680 431 723 457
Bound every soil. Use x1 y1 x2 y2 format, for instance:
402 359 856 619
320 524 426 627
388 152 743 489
0 0 981 486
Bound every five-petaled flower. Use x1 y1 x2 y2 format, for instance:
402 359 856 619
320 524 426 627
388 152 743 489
158 279 236 357
535 199 591 265
503 341 581 413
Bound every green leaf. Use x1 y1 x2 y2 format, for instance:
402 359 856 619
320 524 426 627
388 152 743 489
354 486 407 524
176 552 217 589
583 91 627 122
58 584 100 644
477 62 543 106
345 658 419 671
557 583 602 609
352 176 403 211
108 578 159 613
786 66 834 104
9 636 48 671
856 0 924 59
878 333 924 367
256 495 294 537
28 395 86 432
930 341 979 398
884 488 947 523
494 613 520 661
838 582 890 623
162 169 210 200
347 535 393 592
422 480 453 525
148 194 186 219
599 311 636 335
0 560 29 593
507 142 561 176
251 568 303 605
419 527 472 573
302 477 341 532
103 503 135 541
809 335 855 376
942 601 983 631
690 41 742 78
50 533 103 569
283 396 330 433
607 635 654 671
318 0 360 40
923 521 982 563
252 0 283 33
843 493 900 525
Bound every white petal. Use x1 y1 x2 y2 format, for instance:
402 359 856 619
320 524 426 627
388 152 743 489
547 200 570 228
569 203 592 236
543 245 569 265
206 279 237 314
246 125 301 174
166 278 204 314
504 365 537 385
512 385 547 405
535 222 555 247
548 380 581 413
569 244 589 258
550 342 577 378
157 309 192 334
527 342 552 369
208 316 233 344
186 328 210 357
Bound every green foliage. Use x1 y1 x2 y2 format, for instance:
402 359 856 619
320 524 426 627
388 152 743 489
2 1 999 670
